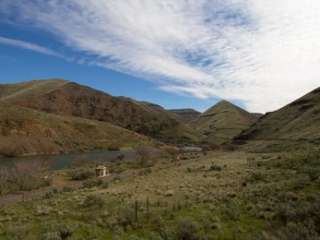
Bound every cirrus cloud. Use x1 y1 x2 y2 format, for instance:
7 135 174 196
0 0 320 112
0 36 65 59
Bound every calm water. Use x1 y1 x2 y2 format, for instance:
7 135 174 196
0 150 137 172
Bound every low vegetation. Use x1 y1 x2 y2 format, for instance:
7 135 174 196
1 150 320 239
69 169 95 181
0 163 50 196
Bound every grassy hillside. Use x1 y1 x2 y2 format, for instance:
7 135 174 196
0 80 199 144
193 100 259 144
169 108 201 124
2 148 320 239
0 79 68 101
0 104 153 157
237 87 320 141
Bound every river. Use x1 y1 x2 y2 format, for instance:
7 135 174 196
0 149 137 172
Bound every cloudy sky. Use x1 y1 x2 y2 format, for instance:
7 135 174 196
1 0 320 112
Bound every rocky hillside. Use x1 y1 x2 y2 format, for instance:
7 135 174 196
237 87 320 141
193 100 260 144
0 104 153 157
0 79 199 144
169 109 201 124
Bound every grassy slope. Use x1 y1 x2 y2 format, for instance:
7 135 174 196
0 79 68 101
133 100 200 143
0 151 259 239
193 101 259 144
168 109 201 124
0 104 153 157
0 80 199 144
1 149 320 239
237 87 320 141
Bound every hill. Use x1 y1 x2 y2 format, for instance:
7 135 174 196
0 104 153 157
236 87 320 141
0 79 199 144
193 100 259 144
169 109 201 124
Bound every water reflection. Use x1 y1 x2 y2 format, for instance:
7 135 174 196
0 150 136 173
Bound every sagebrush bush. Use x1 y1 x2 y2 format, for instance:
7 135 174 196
117 207 136 230
107 145 120 151
69 169 94 181
0 167 51 195
209 163 222 172
221 201 241 221
41 223 73 240
175 218 200 240
82 178 103 188
266 222 319 240
62 186 73 192
82 195 105 208
245 172 265 183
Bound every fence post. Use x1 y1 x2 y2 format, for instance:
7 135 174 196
134 200 139 222
146 197 150 220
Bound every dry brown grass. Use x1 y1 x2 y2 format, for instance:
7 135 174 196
0 104 153 156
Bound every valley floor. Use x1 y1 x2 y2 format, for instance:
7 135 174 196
0 149 320 239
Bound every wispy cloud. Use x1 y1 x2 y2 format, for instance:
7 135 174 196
1 0 320 112
0 36 65 59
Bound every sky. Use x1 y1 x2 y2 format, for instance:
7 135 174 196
0 1 320 113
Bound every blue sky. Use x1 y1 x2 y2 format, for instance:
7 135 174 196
0 22 219 112
1 1 320 113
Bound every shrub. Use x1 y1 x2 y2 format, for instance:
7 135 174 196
245 172 265 183
19 175 51 191
205 144 221 151
175 218 200 240
138 168 152 176
302 167 320 181
107 145 120 151
62 186 73 192
43 191 55 199
222 144 236 151
273 196 320 226
82 178 103 188
41 223 73 240
162 146 180 158
209 164 222 172
136 146 154 167
1 149 18 158
265 151 320 171
82 195 105 208
268 222 319 240
101 181 109 189
0 167 51 195
117 207 136 230
221 201 241 221
69 169 94 181
42 232 62 240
